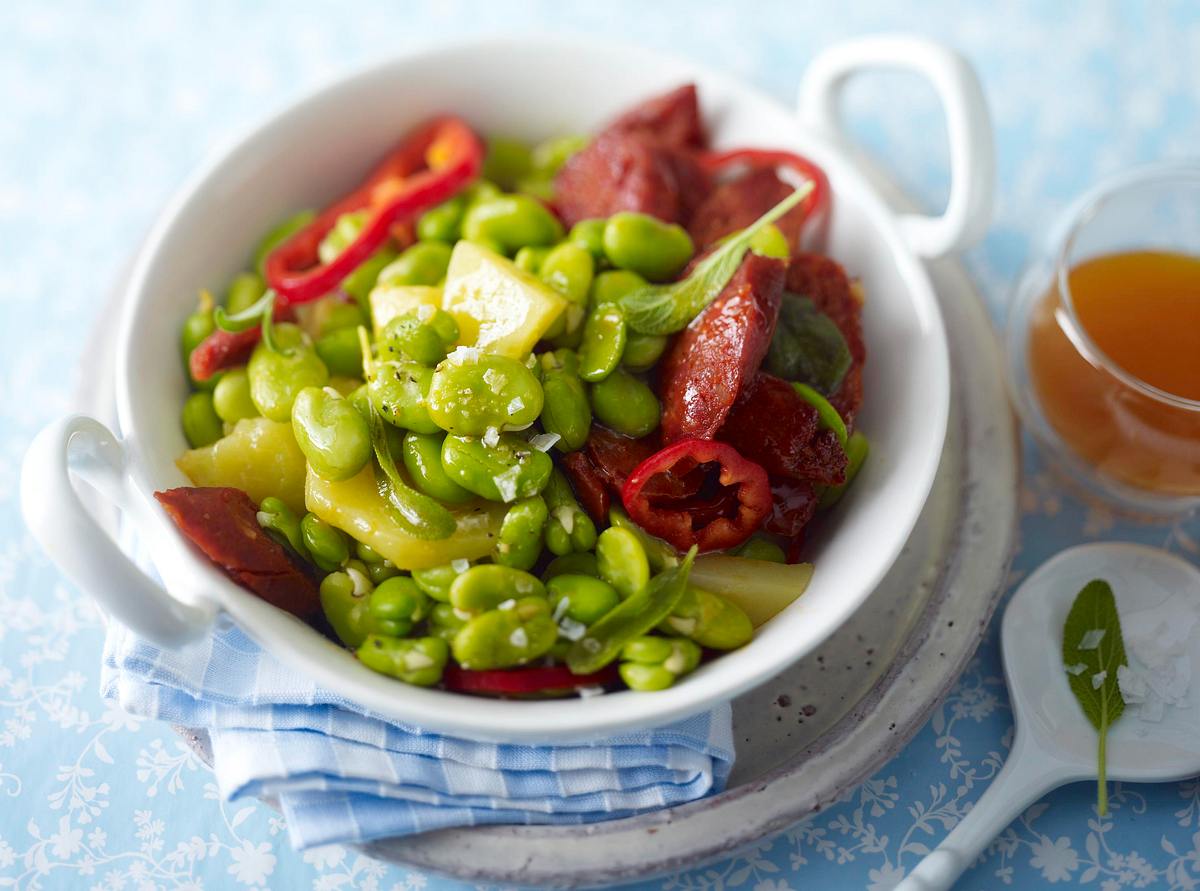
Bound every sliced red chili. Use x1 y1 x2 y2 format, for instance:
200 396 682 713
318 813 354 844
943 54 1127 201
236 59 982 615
264 116 483 305
443 664 619 697
621 439 771 552
697 148 831 249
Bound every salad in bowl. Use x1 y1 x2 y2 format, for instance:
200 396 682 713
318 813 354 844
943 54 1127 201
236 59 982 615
162 84 867 699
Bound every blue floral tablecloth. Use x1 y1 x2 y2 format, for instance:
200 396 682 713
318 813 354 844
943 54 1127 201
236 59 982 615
4 2 1200 888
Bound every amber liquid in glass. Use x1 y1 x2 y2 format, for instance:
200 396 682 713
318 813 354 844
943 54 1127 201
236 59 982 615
1028 251 1200 495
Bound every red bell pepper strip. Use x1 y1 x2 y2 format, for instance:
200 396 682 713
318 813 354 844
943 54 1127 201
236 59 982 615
264 116 483 305
698 148 831 248
621 439 771 553
189 299 294 382
443 664 619 697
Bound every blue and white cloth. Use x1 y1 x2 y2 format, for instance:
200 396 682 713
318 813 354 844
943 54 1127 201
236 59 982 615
99 618 733 850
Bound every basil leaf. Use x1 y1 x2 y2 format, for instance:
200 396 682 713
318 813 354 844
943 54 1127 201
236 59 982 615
1062 578 1128 816
766 295 851 395
619 183 813 335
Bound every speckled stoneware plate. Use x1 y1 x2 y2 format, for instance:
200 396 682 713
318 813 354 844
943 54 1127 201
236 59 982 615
78 165 1017 889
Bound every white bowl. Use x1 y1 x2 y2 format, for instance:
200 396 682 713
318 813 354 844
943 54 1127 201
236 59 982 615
21 35 992 743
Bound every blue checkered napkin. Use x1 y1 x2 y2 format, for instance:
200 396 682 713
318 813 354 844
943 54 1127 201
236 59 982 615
100 602 734 849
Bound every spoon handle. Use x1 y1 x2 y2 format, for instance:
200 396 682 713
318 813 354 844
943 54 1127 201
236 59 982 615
895 729 1073 891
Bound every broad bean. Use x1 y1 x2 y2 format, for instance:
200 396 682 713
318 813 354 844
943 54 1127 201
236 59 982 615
542 469 597 556
411 563 461 603
379 308 459 366
596 526 650 599
450 597 557 670
658 586 754 650
379 241 453 287
256 496 307 558
291 386 371 481
300 513 350 571
400 431 473 504
357 635 448 686
541 552 599 582
428 602 469 643
602 212 693 282
619 636 701 691
589 269 646 308
440 433 553 502
247 324 329 421
368 576 430 638
314 327 364 378
226 272 266 315
537 350 591 452
367 360 439 433
449 564 546 614
319 567 374 648
416 195 466 243
181 392 223 448
589 369 659 438
493 496 549 571
620 332 669 372
567 219 606 259
577 304 626 382
736 538 786 563
212 368 259 422
461 194 563 254
547 574 619 626
426 353 543 436
483 136 534 190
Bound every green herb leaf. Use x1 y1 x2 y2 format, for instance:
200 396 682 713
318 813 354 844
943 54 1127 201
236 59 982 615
766 295 852 394
791 382 848 448
1062 578 1128 816
214 289 275 333
619 183 813 335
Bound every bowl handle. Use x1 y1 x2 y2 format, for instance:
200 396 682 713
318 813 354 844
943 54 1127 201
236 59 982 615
797 35 995 258
21 415 215 647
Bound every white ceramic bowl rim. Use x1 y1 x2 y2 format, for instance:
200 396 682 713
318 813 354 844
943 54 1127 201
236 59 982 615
23 34 994 742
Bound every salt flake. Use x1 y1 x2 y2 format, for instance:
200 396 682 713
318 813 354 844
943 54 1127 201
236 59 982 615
558 617 587 642
1091 670 1108 689
451 558 470 574
1077 629 1106 650
1064 663 1087 676
528 432 560 452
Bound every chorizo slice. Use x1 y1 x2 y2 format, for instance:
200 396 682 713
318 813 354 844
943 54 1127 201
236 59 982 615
657 253 786 442
554 132 692 228
717 373 847 487
604 83 707 150
155 486 320 622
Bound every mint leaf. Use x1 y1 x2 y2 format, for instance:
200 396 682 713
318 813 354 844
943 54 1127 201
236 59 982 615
1062 578 1128 815
619 183 813 335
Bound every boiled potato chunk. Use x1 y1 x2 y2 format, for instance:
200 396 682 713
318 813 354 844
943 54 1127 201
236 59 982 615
177 418 307 515
441 241 567 358
370 284 443 333
689 555 813 627
306 465 506 570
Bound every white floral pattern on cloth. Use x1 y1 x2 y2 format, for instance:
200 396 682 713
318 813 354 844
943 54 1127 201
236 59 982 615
4 0 1200 887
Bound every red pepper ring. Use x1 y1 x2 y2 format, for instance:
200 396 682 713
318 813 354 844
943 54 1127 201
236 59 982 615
698 148 831 248
621 439 772 553
443 664 619 697
265 116 484 305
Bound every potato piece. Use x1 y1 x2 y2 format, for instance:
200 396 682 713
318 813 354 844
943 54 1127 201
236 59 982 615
689 555 813 627
441 241 567 358
176 418 307 515
370 284 442 333
306 465 506 570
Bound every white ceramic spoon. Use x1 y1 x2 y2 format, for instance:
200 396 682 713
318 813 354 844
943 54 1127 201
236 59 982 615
897 542 1200 891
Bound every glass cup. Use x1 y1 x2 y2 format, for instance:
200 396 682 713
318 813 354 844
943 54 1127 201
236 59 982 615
1006 164 1200 517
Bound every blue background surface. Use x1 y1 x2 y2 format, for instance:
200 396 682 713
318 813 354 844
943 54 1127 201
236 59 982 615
4 2 1200 888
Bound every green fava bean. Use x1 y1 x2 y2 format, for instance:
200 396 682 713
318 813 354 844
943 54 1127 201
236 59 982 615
180 306 214 362
547 574 620 625
248 324 329 422
428 602 468 643
300 513 350 572
357 635 448 686
319 301 367 336
254 210 315 276
737 538 787 563
181 392 223 448
318 212 398 307
577 304 627 382
401 431 472 504
379 309 459 366
256 496 307 558
621 332 669 372
602 213 694 282
589 369 660 438
354 541 385 564
319 568 374 649
461 194 563 254
542 552 600 582
493 496 549 571
440 433 553 503
659 586 754 650
513 245 550 274
427 353 543 436
367 560 400 585
380 241 453 287
368 576 430 638
483 136 534 189
226 272 266 315
619 636 701 691
540 243 594 306
291 386 371 481
411 563 462 603
315 327 364 378
543 469 597 555
416 194 465 243
212 368 259 422
607 506 680 572
449 564 546 614
596 526 651 599
568 219 607 259
368 361 439 434
537 351 591 452
451 597 557 670
589 269 646 308
749 223 791 261
531 134 588 176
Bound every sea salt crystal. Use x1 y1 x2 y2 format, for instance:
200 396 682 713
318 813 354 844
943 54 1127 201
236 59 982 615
404 651 435 671
1118 617 1194 723
1077 629 1106 650
552 598 570 622
498 599 517 611
1064 663 1087 676
417 303 435 321
493 465 522 502
447 346 481 364
345 566 372 597
483 367 504 393
528 432 560 452
483 426 501 448
507 396 525 415
509 627 529 648
451 558 470 574
553 505 576 535
1091 670 1108 690
558 617 587 642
